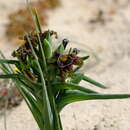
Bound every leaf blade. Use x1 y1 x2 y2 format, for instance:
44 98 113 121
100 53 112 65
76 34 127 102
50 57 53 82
26 35 54 130
53 83 98 94
82 74 108 89
0 74 23 79
0 59 19 64
57 90 130 112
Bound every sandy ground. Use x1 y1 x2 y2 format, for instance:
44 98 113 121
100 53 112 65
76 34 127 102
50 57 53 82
0 0 130 130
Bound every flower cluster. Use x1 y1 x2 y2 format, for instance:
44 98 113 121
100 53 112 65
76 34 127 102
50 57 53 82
12 30 84 82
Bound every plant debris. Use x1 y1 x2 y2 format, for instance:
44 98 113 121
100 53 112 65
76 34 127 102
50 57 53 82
89 9 105 25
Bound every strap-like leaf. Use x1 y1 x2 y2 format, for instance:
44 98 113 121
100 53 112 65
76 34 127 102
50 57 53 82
45 31 52 46
70 73 84 84
81 56 90 61
17 82 44 129
0 74 23 79
27 35 54 130
0 51 14 73
53 83 98 94
31 8 42 33
0 65 10 74
57 90 130 112
43 39 52 59
82 74 108 89
47 83 63 130
0 59 19 64
30 8 48 72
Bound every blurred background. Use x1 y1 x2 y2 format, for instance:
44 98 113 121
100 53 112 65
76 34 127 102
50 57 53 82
0 0 130 130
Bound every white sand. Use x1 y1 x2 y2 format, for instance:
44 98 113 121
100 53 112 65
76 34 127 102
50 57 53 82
0 0 130 129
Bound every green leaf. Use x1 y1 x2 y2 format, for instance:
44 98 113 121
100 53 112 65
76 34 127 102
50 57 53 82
27 35 54 130
57 90 130 112
47 83 63 130
0 59 19 64
0 64 10 74
81 56 90 61
55 43 65 54
0 51 14 73
45 31 52 46
0 74 23 79
31 8 48 72
16 82 44 129
31 8 42 33
53 83 98 94
43 39 52 59
82 74 108 89
70 73 84 84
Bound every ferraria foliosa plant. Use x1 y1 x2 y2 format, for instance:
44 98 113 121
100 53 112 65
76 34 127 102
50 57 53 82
0 9 130 130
